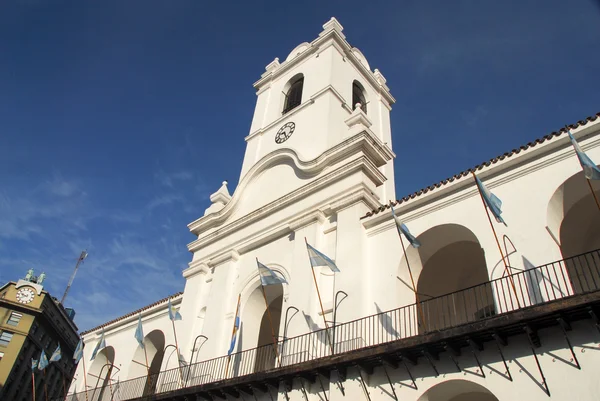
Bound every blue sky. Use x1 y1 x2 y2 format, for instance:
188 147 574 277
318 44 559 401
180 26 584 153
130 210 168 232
1 0 598 331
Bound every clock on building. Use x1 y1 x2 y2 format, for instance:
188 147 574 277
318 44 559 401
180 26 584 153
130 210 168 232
16 287 36 304
275 122 295 144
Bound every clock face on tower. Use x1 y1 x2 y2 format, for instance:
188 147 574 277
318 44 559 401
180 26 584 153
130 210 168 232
275 122 295 144
16 287 36 304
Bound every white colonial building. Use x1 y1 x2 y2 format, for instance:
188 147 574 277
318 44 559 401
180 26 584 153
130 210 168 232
68 18 600 401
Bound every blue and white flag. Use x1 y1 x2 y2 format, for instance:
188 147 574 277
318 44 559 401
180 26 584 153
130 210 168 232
168 298 182 321
50 344 62 363
474 174 507 226
568 130 600 180
306 243 340 272
391 205 421 248
257 260 288 286
134 314 144 348
38 350 49 370
90 331 106 361
227 295 241 356
73 339 84 364
31 359 38 370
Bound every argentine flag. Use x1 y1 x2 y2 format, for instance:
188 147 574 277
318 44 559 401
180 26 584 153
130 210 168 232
50 344 62 363
568 130 600 180
391 205 421 248
306 243 340 272
38 350 49 370
168 298 182 321
90 331 106 361
134 314 145 348
73 339 84 363
257 260 288 286
474 174 506 226
227 296 241 356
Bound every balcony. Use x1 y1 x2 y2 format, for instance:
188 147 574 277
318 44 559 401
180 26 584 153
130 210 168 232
62 249 600 401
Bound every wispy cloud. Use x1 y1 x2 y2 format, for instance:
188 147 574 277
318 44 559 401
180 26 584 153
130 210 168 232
154 170 193 188
0 171 198 330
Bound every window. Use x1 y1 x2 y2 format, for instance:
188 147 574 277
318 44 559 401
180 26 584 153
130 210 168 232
0 331 13 346
7 312 22 326
0 351 4 361
283 77 304 114
352 81 367 114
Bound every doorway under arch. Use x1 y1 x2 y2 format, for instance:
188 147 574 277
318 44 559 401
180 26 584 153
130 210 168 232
239 281 284 373
547 171 600 293
417 379 499 401
413 224 493 332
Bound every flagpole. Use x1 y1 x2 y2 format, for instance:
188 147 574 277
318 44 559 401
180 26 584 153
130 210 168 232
81 358 89 401
585 179 600 211
170 319 184 384
471 171 520 307
304 238 334 355
225 294 241 378
43 369 48 401
397 230 427 332
31 370 35 401
62 374 67 401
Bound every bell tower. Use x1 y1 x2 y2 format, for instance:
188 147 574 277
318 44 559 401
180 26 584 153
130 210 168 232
239 17 396 201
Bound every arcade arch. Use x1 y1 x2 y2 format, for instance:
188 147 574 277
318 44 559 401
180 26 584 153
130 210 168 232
87 346 115 400
417 379 499 401
547 171 600 293
400 224 493 332
127 329 166 394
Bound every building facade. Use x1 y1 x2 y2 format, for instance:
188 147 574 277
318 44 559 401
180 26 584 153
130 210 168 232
68 18 600 401
0 273 79 400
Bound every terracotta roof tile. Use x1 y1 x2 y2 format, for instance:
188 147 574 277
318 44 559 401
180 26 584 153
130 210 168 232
80 292 183 335
362 112 600 219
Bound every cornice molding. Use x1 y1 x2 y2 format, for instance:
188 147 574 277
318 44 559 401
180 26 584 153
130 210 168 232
183 261 211 279
363 124 600 230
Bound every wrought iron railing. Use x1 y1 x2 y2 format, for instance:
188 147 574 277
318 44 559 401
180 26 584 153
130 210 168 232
61 249 600 401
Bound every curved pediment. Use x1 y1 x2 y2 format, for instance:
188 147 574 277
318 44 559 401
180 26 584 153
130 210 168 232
189 148 322 235
187 131 393 243
228 158 315 222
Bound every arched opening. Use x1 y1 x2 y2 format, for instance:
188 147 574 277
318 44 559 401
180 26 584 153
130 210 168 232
127 330 165 395
87 346 115 400
352 80 367 113
413 224 492 332
417 379 499 401
282 74 304 114
547 171 600 294
253 286 283 372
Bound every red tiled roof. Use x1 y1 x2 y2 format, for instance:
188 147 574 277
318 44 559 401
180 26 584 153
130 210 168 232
363 112 600 219
80 292 183 335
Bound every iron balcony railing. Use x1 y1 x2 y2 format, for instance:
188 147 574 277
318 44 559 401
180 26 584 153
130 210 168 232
61 249 600 401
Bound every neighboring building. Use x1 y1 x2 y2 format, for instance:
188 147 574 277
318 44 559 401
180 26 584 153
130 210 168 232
0 271 79 401
69 18 600 401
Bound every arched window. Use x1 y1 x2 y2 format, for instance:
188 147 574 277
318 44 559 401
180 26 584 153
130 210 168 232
283 77 304 114
352 81 367 114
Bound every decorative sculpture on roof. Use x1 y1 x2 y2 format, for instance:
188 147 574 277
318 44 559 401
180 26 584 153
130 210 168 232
37 272 46 285
25 268 34 281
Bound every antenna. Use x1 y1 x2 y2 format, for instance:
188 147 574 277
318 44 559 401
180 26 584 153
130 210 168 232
60 251 88 304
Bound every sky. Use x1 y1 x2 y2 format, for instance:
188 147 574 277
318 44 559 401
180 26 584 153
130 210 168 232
1 0 599 331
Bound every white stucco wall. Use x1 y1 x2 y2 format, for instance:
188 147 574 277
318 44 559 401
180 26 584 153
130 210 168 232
68 17 600 401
